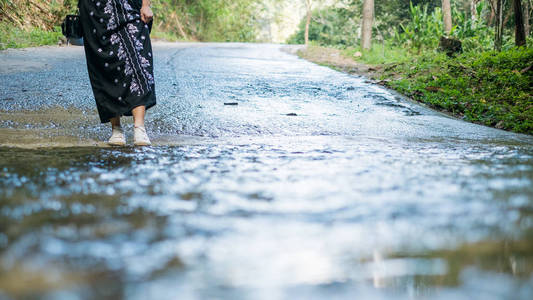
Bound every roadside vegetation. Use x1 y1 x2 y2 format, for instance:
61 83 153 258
291 0 532 134
0 0 262 49
0 22 63 49
0 0 74 49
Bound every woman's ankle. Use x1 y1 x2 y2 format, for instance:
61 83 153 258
110 116 121 128
112 124 123 131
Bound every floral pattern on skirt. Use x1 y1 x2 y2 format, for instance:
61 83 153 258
79 0 156 123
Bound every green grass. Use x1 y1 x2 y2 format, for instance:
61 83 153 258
150 29 189 42
0 22 64 50
343 43 412 65
0 22 190 50
374 47 533 134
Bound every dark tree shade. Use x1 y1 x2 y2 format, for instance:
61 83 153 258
495 0 504 51
513 0 527 46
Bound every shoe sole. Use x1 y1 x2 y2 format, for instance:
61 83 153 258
108 142 126 146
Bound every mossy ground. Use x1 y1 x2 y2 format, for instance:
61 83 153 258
298 44 533 135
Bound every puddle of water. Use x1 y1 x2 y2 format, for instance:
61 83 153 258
0 134 532 299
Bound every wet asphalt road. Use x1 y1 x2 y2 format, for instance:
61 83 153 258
0 42 533 300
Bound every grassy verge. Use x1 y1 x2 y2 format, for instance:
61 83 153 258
150 29 190 42
298 44 533 135
0 22 65 50
0 22 189 50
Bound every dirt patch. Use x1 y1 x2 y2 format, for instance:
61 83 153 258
0 106 105 148
295 45 382 79
0 106 97 128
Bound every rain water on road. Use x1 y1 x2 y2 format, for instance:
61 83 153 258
0 43 533 300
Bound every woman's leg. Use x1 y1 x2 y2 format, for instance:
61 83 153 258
132 106 146 128
132 106 151 146
111 116 121 128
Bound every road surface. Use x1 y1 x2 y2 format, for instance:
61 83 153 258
0 42 532 299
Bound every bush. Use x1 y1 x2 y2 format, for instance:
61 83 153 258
151 0 259 42
0 0 78 30
393 1 517 52
0 0 260 45
393 3 444 51
383 47 533 134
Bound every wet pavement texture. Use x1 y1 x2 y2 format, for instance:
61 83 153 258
1 43 533 300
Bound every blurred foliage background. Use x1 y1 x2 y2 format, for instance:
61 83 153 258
0 0 267 48
288 0 532 52
1 0 531 50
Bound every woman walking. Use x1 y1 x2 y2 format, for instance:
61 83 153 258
79 0 156 146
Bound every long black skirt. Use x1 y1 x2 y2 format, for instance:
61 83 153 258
79 0 156 123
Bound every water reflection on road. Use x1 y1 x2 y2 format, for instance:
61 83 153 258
0 43 533 299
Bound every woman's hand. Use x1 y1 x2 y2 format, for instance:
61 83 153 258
140 3 153 24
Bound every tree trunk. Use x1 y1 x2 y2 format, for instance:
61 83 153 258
442 0 453 34
504 2 514 25
489 0 496 26
305 0 311 46
513 0 527 46
525 0 531 36
361 0 374 50
495 0 504 51
471 0 478 21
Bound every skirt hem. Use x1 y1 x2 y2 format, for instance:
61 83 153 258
99 99 156 124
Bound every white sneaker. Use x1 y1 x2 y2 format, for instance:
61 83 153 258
134 126 151 146
108 126 126 146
